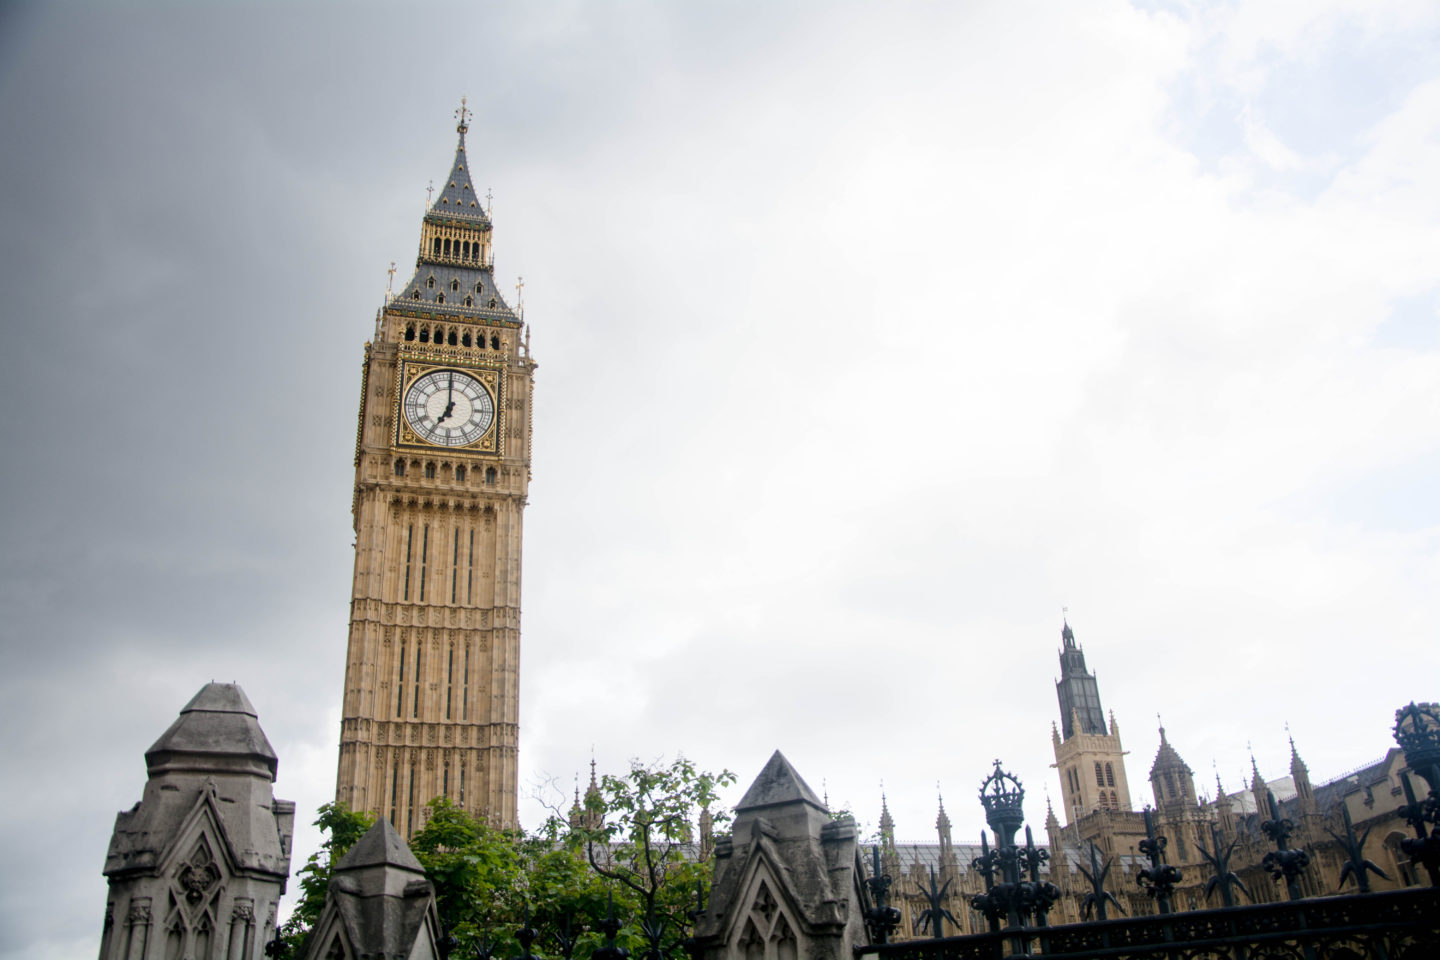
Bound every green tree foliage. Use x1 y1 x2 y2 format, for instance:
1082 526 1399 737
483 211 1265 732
575 757 737 955
279 802 375 954
279 758 733 958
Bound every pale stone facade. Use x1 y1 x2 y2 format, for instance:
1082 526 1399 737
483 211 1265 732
335 109 535 833
101 683 294 960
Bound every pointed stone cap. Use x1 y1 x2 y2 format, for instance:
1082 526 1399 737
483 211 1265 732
735 750 826 813
335 818 425 875
145 682 277 779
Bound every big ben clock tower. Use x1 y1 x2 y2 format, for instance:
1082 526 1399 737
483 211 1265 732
336 102 533 834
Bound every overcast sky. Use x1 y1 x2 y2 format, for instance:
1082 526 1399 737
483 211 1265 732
2 1 1438 957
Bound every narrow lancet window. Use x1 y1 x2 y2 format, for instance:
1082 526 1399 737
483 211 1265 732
396 638 406 717
466 528 474 604
403 524 414 600
419 525 429 601
451 527 460 603
446 645 454 720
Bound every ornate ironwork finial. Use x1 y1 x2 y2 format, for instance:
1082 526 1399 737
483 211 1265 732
915 866 957 939
1078 842 1124 920
592 889 630 960
1397 770 1440 886
979 760 1026 844
1396 702 1440 792
862 845 902 944
486 186 493 216
1137 807 1182 913
1260 790 1309 900
1327 801 1388 893
426 179 434 207
1197 824 1248 907
455 96 471 134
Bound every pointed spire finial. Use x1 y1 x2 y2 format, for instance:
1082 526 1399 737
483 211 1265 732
516 276 525 319
426 179 434 207
385 261 396 302
456 95 471 135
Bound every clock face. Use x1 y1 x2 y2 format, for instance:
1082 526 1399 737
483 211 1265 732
402 369 495 446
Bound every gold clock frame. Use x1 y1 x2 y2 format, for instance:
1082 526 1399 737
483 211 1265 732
393 359 504 456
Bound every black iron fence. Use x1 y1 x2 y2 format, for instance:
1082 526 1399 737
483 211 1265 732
857 701 1440 960
855 885 1440 959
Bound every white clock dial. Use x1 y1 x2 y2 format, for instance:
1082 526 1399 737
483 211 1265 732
403 369 495 446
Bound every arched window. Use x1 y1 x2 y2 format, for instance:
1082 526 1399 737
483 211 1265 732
1110 790 1118 808
427 276 435 289
433 237 442 256
443 238 452 256
455 465 466 482
404 325 415 341
1105 763 1115 787
484 466 496 484
1164 772 1176 799
1095 762 1105 788
393 459 405 477
461 332 471 347
490 334 500 349
448 330 457 346
475 282 483 293
472 245 481 262
436 293 445 304
488 298 496 308
451 279 459 292
411 289 421 299
419 327 430 343
425 462 436 479
464 296 473 307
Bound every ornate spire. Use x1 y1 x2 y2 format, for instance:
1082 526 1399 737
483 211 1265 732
429 108 488 222
1055 616 1107 739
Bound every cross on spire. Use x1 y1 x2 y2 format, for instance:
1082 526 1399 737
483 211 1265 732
426 179 434 206
455 96 471 134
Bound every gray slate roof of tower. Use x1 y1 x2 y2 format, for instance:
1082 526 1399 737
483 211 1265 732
735 750 826 811
391 128 520 322
335 818 424 873
430 134 491 225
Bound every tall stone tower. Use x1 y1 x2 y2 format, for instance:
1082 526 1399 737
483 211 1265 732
335 103 535 834
1050 620 1133 823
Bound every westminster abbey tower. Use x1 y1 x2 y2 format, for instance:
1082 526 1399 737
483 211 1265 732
335 104 534 833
